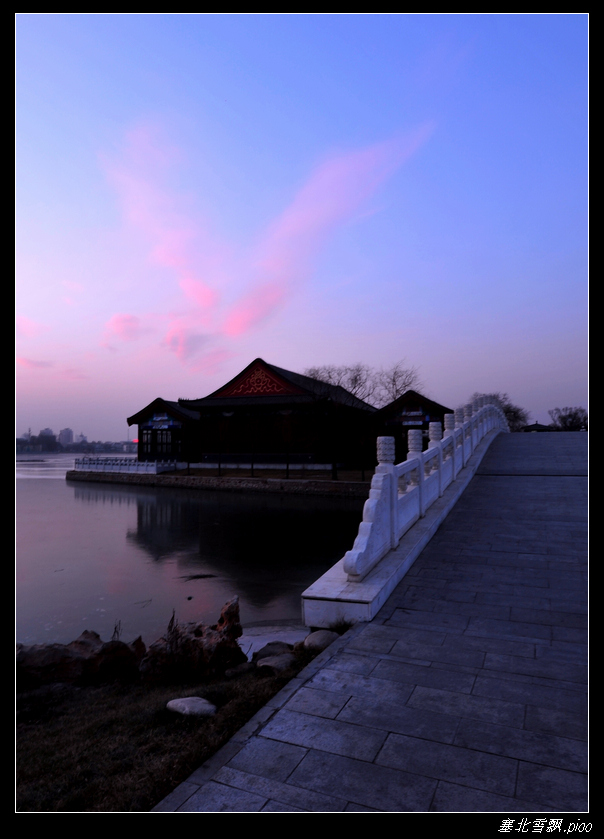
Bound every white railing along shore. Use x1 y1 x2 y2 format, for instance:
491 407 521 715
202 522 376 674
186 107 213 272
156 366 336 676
343 398 509 582
73 457 178 475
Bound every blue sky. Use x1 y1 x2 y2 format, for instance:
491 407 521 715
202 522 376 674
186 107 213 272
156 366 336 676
16 14 588 440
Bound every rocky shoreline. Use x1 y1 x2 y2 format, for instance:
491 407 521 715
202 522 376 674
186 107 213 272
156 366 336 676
16 598 338 692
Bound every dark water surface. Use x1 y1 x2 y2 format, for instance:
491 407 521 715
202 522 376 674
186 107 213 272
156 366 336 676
16 455 365 646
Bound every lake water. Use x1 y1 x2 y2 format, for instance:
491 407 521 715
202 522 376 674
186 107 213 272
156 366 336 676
16 454 365 647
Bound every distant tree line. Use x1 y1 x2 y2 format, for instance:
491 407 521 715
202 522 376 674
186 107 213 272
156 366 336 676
548 407 588 431
468 393 530 433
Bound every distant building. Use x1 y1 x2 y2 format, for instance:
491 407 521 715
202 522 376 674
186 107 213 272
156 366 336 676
75 432 87 444
39 428 54 438
521 422 553 432
375 390 454 462
59 428 74 446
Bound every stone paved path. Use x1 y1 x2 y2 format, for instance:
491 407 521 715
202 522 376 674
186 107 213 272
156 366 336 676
153 432 588 813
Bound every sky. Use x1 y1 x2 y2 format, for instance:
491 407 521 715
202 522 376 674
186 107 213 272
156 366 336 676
16 13 588 441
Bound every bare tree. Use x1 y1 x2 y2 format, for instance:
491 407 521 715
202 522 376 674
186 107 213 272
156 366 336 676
304 361 422 408
548 407 588 431
374 361 423 407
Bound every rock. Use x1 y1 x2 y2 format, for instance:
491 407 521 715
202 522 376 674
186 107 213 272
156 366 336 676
303 630 340 652
256 653 297 673
139 597 247 683
166 697 217 716
252 641 293 663
16 631 147 688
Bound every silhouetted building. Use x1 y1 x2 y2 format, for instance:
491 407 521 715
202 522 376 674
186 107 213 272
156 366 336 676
127 358 377 468
375 390 454 462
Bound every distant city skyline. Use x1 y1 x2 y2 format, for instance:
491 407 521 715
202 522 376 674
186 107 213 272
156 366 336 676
16 14 588 441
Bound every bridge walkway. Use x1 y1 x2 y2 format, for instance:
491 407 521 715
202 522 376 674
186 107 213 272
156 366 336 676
154 432 588 813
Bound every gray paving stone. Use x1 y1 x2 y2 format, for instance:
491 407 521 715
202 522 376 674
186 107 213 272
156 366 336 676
258 709 388 760
214 765 347 811
337 695 460 743
484 652 587 683
386 608 470 632
283 686 350 719
407 685 526 727
326 651 379 675
227 737 307 781
440 632 536 658
305 666 416 702
371 658 476 693
287 749 438 812
376 733 518 797
454 718 587 772
429 780 557 812
472 674 587 714
177 781 267 812
516 763 588 812
348 622 446 653
465 616 552 643
523 706 588 741
390 638 485 667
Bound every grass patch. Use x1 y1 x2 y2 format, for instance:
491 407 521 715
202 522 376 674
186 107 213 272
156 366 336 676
16 649 316 812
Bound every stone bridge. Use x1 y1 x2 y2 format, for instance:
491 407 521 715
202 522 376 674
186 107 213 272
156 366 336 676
155 429 588 812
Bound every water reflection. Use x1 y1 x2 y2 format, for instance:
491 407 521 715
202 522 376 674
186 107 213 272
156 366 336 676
16 457 365 645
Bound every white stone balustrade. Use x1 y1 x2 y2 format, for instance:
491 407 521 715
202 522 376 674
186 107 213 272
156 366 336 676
342 402 508 582
74 457 179 475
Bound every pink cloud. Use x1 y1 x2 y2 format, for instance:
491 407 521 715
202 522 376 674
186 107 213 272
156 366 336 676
16 317 46 339
102 121 434 356
16 357 53 369
104 313 144 342
179 277 219 310
59 367 89 380
164 320 208 361
223 123 435 336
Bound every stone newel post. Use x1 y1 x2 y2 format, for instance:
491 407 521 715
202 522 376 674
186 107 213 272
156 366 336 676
407 429 423 457
376 436 395 468
429 422 443 446
444 413 456 437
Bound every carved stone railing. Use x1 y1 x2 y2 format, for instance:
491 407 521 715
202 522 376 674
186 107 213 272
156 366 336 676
73 457 178 475
342 400 508 582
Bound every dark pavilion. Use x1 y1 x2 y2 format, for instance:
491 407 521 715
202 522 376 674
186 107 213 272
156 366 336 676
127 358 377 468
127 358 453 468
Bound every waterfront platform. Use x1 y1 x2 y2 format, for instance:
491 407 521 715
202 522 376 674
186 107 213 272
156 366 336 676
153 432 588 813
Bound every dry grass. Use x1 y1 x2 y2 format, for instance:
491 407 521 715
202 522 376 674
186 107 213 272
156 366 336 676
16 651 316 812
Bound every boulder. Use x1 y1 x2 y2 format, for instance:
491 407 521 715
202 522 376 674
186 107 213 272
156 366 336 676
139 597 247 683
303 630 340 652
166 697 216 716
16 631 146 689
256 653 297 673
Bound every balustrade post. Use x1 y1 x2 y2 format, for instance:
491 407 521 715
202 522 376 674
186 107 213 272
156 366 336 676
429 422 444 496
376 436 397 549
444 412 457 477
406 429 424 516
463 404 473 464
